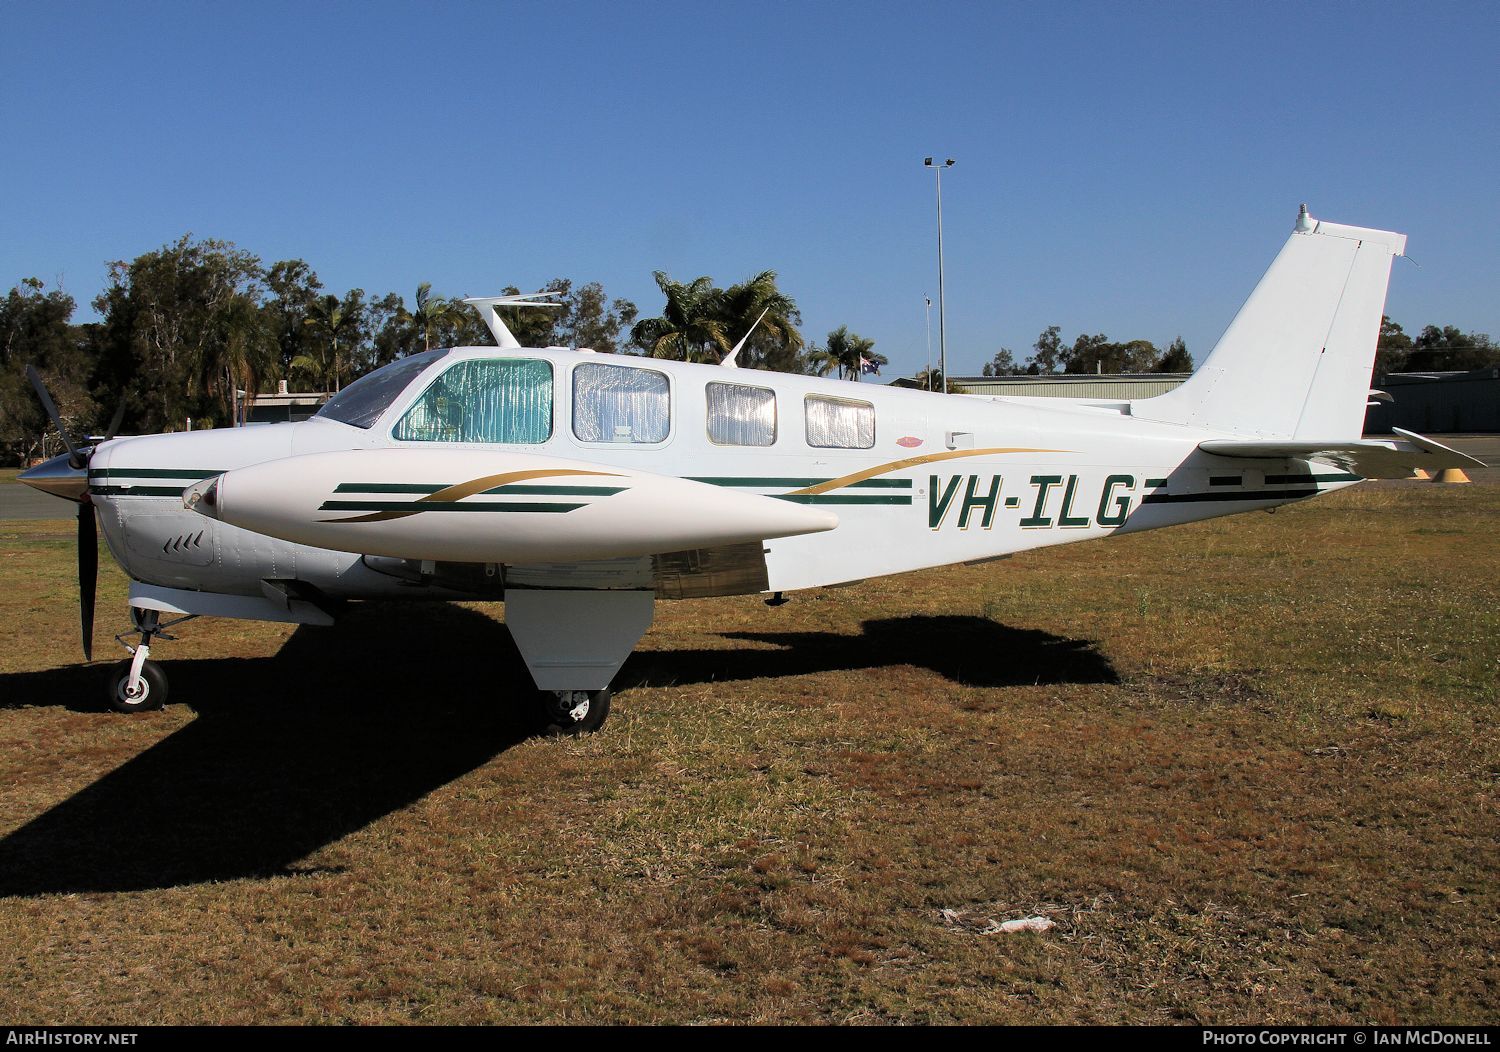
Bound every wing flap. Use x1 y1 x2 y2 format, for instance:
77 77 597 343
1198 428 1484 479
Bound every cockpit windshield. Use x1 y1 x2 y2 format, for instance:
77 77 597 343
313 350 448 429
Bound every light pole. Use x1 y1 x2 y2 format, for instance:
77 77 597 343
924 157 954 392
924 295 933 391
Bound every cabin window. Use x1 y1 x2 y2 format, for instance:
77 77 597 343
393 358 553 443
805 395 875 449
706 382 776 446
572 363 670 443
316 349 447 429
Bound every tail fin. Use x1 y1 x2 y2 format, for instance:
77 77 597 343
1138 206 1405 439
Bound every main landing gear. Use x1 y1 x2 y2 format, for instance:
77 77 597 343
539 687 613 736
107 607 193 714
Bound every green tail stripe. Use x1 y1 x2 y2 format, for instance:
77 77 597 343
1144 477 1169 488
1209 475 1242 486
1267 472 1363 484
774 494 913 505
318 500 585 514
1143 488 1320 505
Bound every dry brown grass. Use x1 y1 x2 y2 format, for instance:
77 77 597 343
0 482 1495 1024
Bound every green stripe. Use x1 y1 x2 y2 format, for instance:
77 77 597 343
333 483 626 496
1143 488 1320 505
774 494 913 505
1209 475 1241 486
1144 477 1168 488
689 476 828 487
318 501 584 514
88 468 225 479
688 476 911 490
90 485 188 498
488 484 627 495
334 483 442 494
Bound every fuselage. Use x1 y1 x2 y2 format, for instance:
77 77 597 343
85 346 1357 604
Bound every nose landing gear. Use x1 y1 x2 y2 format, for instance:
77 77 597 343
107 607 194 713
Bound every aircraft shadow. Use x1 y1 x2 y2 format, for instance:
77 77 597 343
0 602 537 897
626 614 1118 690
0 610 1113 897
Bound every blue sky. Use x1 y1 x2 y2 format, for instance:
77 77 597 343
2 1 1495 378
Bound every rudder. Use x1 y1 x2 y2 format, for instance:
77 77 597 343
1137 206 1406 439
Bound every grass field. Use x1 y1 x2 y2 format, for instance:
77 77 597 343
0 482 1494 1024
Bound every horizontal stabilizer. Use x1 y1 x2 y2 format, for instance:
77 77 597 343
1198 428 1485 479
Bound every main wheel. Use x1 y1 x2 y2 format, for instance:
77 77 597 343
107 659 167 713
540 687 611 736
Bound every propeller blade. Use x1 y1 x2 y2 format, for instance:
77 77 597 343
25 365 81 464
104 394 129 441
78 503 97 661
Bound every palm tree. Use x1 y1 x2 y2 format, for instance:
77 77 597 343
411 282 458 352
824 325 884 380
718 270 803 371
629 273 730 363
802 343 840 377
299 293 364 390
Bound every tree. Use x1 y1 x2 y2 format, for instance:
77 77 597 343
559 282 637 353
1157 336 1193 373
717 271 804 371
822 325 884 380
262 260 323 382
1405 324 1499 372
1061 335 1161 374
1028 325 1065 374
981 347 1024 376
630 274 730 363
0 279 93 463
92 234 263 432
411 282 459 353
297 291 366 391
630 270 805 371
1373 315 1413 377
913 366 966 393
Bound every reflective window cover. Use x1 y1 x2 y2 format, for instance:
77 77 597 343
804 395 875 449
573 363 670 443
706 382 776 446
315 349 447 429
393 358 553 444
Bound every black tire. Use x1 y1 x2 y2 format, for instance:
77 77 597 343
107 659 167 713
540 687 611 736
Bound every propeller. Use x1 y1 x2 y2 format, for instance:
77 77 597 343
23 367 127 661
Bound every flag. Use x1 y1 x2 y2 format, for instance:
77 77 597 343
860 356 880 376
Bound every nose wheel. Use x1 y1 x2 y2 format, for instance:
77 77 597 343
107 658 167 713
540 687 612 736
106 607 193 713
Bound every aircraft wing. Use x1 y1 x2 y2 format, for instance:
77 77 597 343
1198 428 1485 479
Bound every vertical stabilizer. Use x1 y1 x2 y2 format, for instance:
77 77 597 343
1137 207 1405 439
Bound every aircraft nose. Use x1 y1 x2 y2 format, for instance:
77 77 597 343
18 451 89 502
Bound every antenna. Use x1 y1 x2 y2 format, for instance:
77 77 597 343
462 291 565 348
720 308 769 368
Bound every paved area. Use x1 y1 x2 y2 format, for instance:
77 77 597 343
0 483 78 520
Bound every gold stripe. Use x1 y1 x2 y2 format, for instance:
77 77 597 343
788 447 1068 495
321 468 622 523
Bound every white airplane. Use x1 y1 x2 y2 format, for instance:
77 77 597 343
20 206 1482 731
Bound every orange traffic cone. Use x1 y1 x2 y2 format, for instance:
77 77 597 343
1433 468 1471 484
1411 468 1431 480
